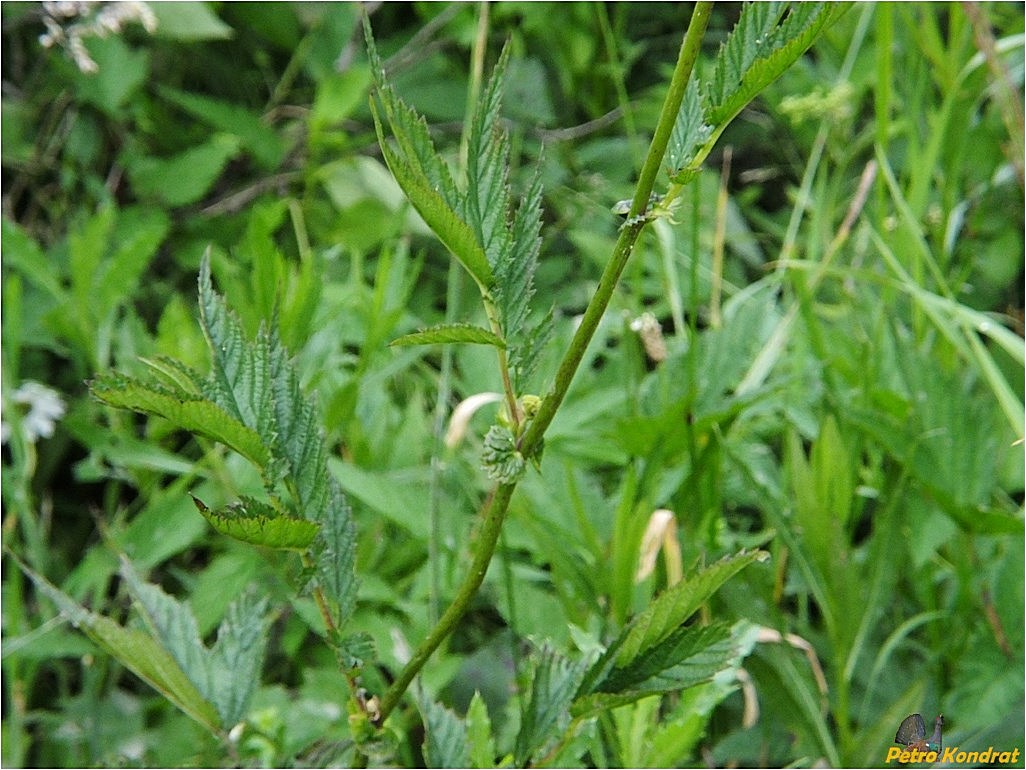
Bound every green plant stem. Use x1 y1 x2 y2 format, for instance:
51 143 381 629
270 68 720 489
520 0 713 459
376 484 512 722
374 1 713 726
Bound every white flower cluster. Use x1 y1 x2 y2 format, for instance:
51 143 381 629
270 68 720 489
1 381 67 445
39 1 157 74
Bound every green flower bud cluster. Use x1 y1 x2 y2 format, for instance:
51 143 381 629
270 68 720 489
481 424 526 484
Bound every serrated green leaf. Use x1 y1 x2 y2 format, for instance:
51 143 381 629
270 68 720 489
419 696 470 769
121 559 272 729
466 692 496 769
309 485 358 626
208 591 272 726
599 623 735 695
191 495 320 550
615 549 767 667
119 558 212 697
390 323 506 348
707 3 850 126
464 45 513 269
514 645 588 766
196 255 274 435
90 373 270 468
371 106 493 290
14 555 220 733
666 79 712 182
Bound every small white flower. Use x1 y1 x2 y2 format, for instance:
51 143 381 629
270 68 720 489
1 381 67 445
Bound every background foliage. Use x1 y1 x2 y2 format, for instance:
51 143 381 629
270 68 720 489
2 2 1023 767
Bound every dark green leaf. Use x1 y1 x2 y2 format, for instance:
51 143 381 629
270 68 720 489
125 134 240 206
514 644 588 766
156 86 287 170
615 549 768 667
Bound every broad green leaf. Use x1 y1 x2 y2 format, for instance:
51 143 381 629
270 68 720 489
15 556 220 734
419 696 470 769
150 2 233 40
390 323 506 348
190 495 320 550
89 373 270 468
514 644 588 766
614 549 768 666
126 134 241 206
74 36 149 114
466 692 496 769
311 69 374 132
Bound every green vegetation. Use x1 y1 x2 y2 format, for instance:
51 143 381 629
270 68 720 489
2 2 1023 767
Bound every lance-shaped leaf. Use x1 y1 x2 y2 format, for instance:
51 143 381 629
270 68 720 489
208 591 273 727
614 549 767 667
120 558 272 729
364 20 493 291
191 494 320 550
371 122 494 291
197 256 276 438
665 79 712 184
572 622 757 719
418 695 470 769
90 373 270 468
514 644 589 766
466 692 496 769
13 554 220 734
390 323 506 349
463 45 513 270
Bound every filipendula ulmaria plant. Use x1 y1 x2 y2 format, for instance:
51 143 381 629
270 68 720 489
83 253 367 740
365 4 849 764
365 19 550 485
